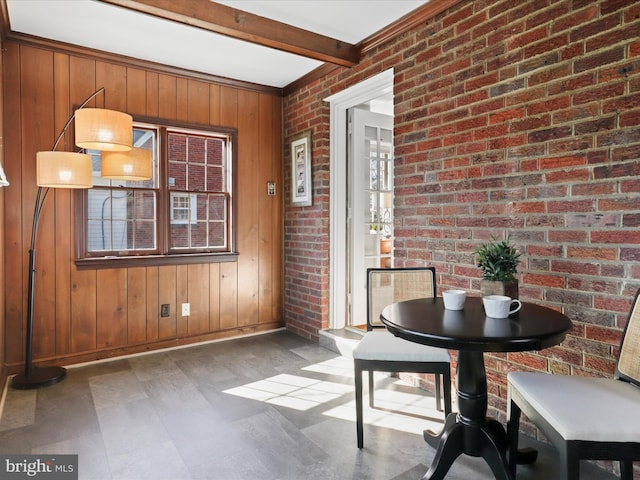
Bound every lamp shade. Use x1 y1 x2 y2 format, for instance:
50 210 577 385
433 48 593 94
75 108 133 152
101 147 152 181
37 151 92 188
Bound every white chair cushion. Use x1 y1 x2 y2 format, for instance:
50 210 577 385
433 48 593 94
508 371 640 442
353 330 450 362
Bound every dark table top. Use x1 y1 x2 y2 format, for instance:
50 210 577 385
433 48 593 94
381 296 573 352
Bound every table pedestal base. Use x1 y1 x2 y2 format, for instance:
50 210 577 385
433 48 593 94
420 350 534 480
422 414 512 480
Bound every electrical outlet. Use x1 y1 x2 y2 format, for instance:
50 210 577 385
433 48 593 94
160 304 170 317
181 303 190 316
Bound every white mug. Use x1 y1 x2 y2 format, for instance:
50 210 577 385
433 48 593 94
483 295 521 318
442 289 466 310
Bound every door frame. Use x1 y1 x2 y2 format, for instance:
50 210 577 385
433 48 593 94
324 68 393 329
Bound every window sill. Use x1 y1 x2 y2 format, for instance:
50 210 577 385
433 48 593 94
75 252 239 270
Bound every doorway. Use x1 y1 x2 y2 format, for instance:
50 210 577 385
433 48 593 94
324 69 394 330
348 107 394 328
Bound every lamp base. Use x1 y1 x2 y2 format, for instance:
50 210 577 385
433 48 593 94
11 366 67 390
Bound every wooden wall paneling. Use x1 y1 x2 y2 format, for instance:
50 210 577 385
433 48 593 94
53 52 72 355
219 85 238 330
3 42 23 365
209 84 221 126
96 268 127 348
158 74 177 121
187 263 210 335
146 266 159 341
3 42 285 369
258 93 274 324
209 263 220 331
96 61 127 113
220 86 238 128
271 95 283 321
70 268 97 353
127 267 147 344
69 55 99 354
176 264 188 337
187 79 209 125
219 261 238 330
0 36 5 380
22 46 56 359
176 77 188 123
124 67 145 116
69 56 97 108
145 72 159 118
157 265 177 339
236 90 260 326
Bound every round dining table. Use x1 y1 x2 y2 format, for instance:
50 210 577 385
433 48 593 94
380 296 572 480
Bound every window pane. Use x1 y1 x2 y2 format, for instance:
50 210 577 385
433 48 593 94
87 189 156 252
169 192 227 250
168 133 226 192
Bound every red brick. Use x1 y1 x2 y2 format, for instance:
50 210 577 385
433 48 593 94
573 82 626 105
598 197 640 211
548 200 594 213
506 25 548 50
524 35 569 60
591 230 640 244
540 155 586 170
555 7 599 34
488 108 524 124
585 325 624 346
569 15 623 45
586 24 640 53
509 115 550 133
528 96 571 115
522 273 565 288
620 110 640 128
528 126 573 144
529 4 572 30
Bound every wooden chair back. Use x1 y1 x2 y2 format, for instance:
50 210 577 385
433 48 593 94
366 267 436 330
616 288 640 387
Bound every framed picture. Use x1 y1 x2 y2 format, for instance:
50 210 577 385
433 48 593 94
290 131 312 206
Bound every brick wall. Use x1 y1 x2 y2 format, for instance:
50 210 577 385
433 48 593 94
285 0 640 469
283 89 331 340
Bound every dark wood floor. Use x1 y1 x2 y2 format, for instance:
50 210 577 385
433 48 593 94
0 330 617 479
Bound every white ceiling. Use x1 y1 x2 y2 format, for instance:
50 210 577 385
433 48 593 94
6 0 428 88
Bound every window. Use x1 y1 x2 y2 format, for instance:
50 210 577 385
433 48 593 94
76 122 237 267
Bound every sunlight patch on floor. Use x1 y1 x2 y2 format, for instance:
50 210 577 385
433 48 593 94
324 378 447 435
301 356 354 378
223 373 353 411
223 354 448 437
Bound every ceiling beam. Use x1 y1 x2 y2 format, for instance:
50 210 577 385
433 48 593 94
99 0 359 67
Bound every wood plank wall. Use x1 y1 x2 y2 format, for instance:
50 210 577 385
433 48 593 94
2 40 284 371
0 35 5 387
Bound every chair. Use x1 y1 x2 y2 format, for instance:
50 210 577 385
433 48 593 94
353 267 452 449
507 289 640 479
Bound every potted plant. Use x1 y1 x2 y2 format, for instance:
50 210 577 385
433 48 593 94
474 235 522 299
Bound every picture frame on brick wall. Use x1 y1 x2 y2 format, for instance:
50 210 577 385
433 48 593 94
290 131 312 207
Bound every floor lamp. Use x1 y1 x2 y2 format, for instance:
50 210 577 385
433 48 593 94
10 88 138 389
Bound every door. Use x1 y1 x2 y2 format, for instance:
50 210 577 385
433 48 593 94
348 108 393 327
